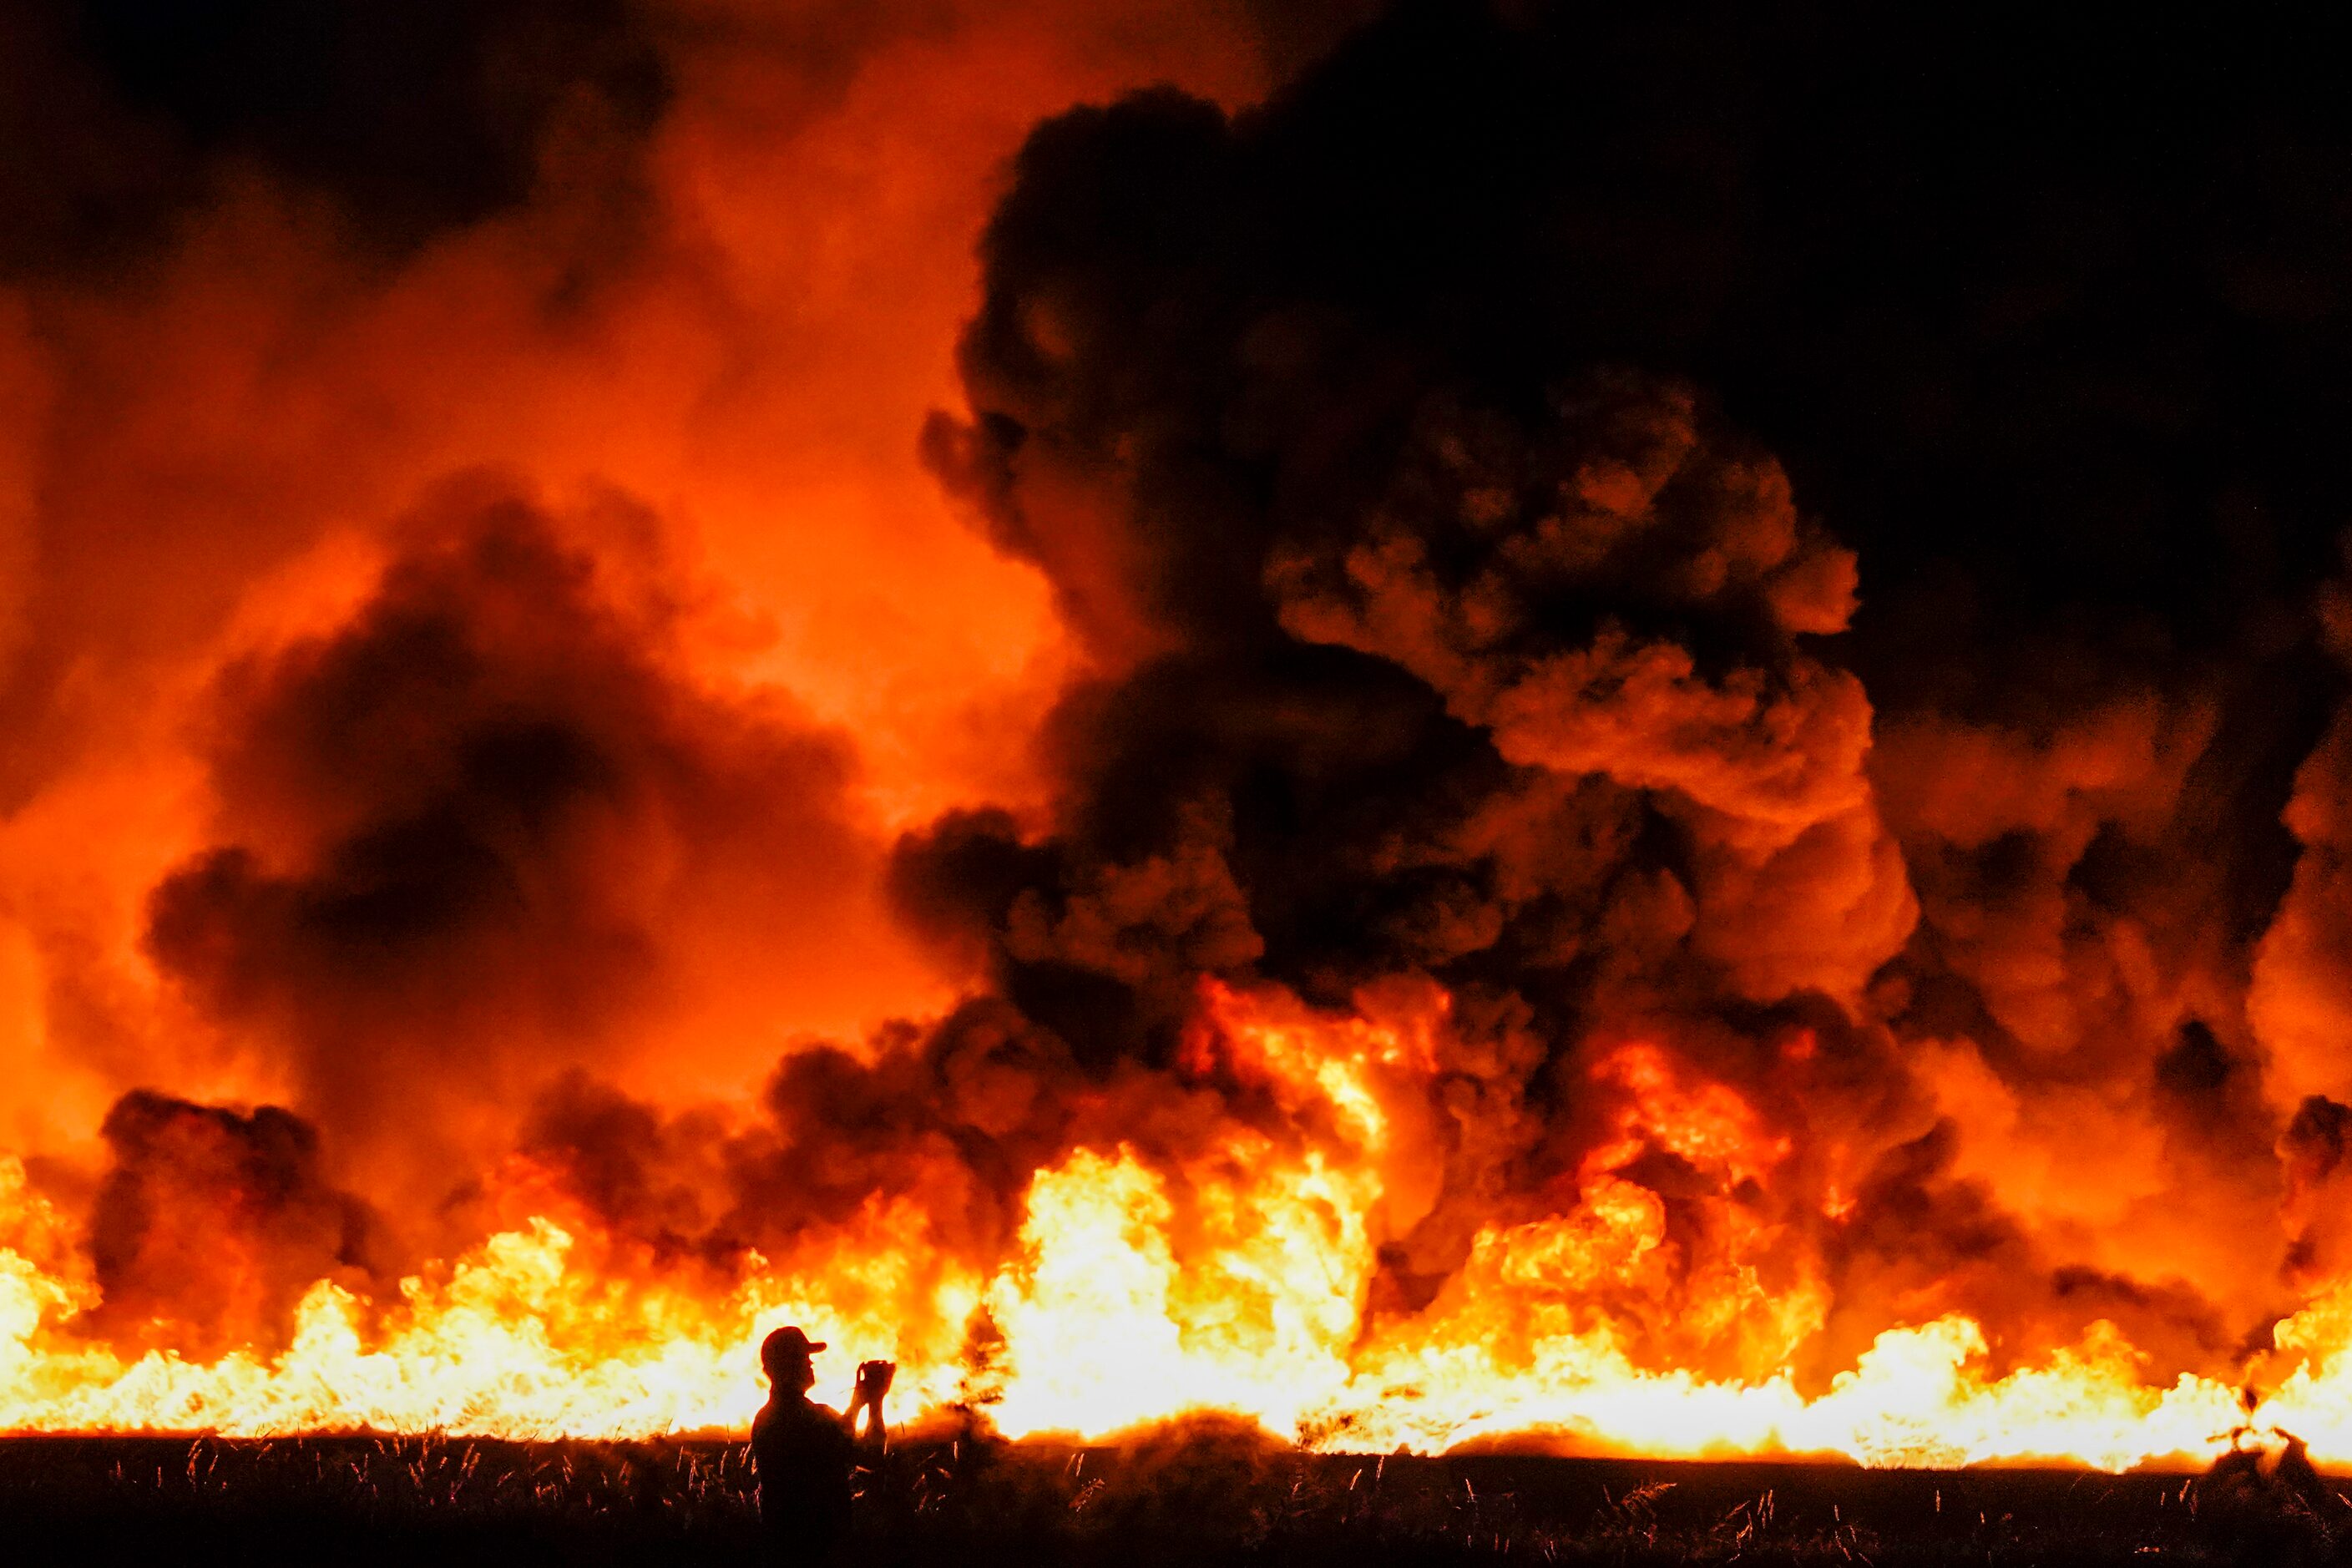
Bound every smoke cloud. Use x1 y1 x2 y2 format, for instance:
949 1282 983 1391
13 0 2352 1431
141 478 905 1196
88 1090 375 1357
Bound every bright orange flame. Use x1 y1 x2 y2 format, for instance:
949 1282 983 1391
8 982 2352 1471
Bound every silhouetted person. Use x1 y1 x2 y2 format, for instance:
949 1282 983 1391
751 1325 893 1566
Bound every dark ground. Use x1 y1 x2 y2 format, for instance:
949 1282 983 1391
1 1426 2345 1566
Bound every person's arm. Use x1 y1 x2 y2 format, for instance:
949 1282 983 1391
852 1360 895 1451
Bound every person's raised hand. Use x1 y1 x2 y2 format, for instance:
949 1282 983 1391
857 1360 897 1400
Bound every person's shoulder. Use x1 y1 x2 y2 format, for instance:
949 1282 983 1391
783 1397 844 1430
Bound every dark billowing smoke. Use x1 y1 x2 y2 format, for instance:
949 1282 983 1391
869 0 2352 1379
51 0 2352 1401
303 0 2352 1393
519 998 1082 1259
88 1090 375 1357
142 477 888 1186
0 0 665 271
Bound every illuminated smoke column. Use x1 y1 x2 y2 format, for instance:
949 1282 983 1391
7 0 2352 1468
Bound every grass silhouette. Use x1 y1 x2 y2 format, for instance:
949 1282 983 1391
0 1419 2339 1565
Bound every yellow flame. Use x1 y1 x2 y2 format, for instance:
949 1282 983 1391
10 989 2352 1469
